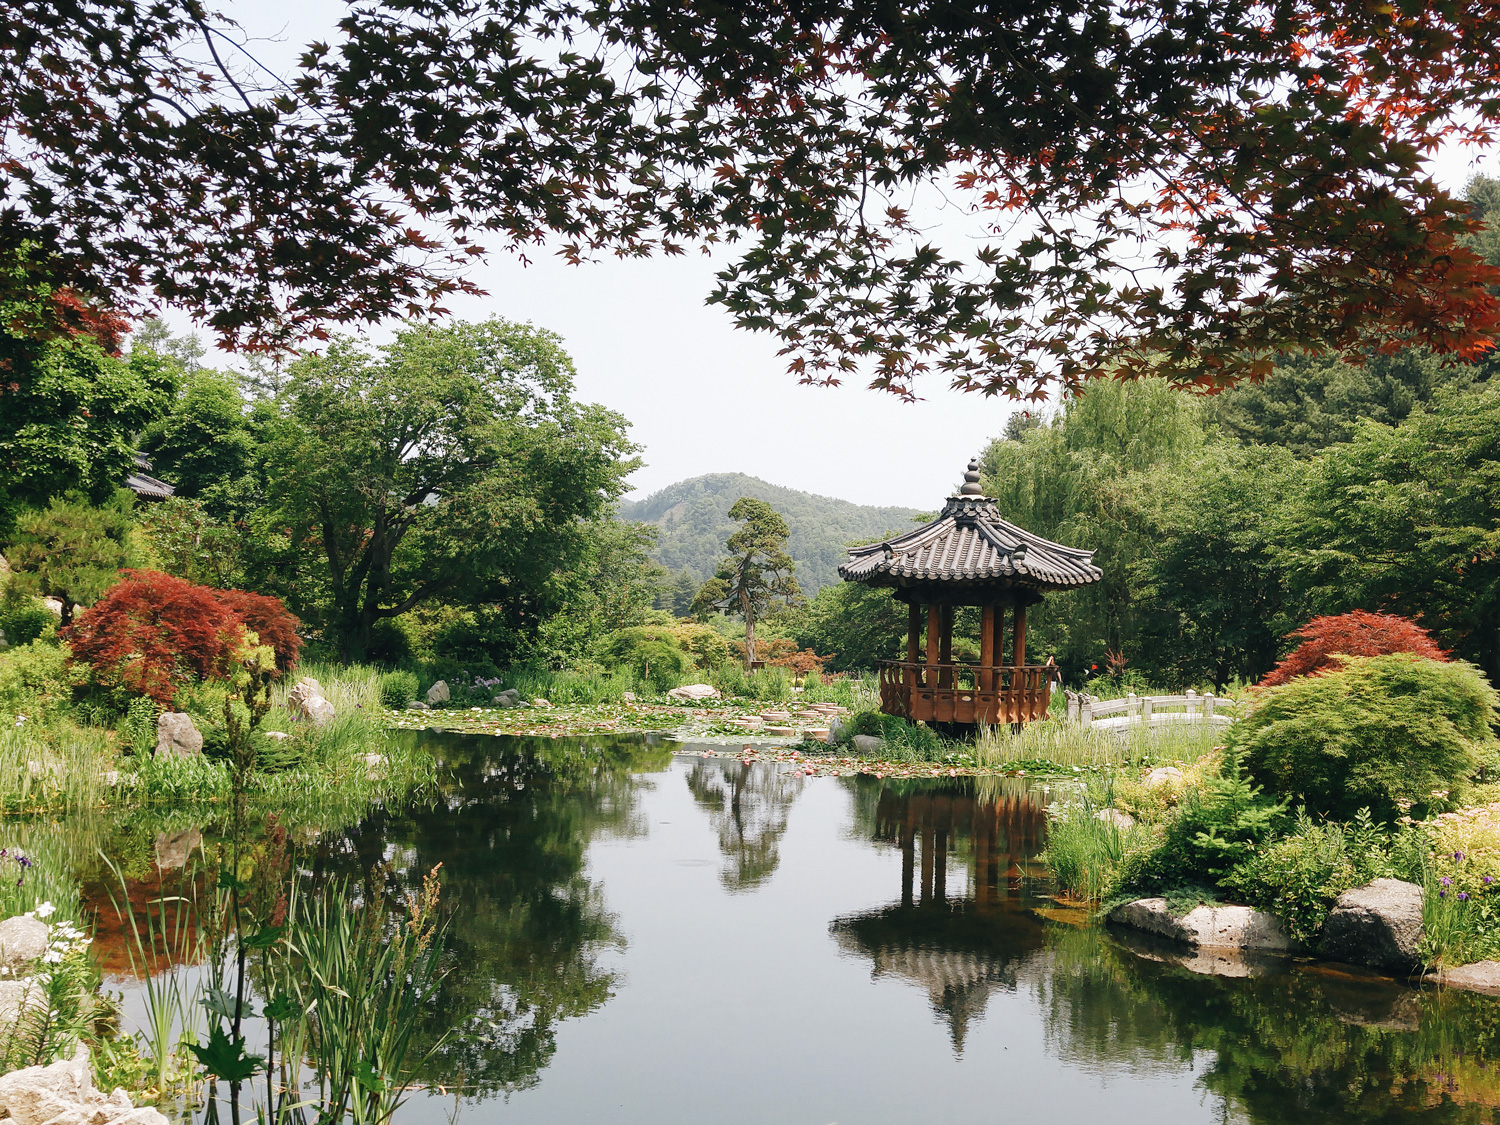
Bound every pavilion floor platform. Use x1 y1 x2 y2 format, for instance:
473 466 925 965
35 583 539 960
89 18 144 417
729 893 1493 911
878 661 1054 726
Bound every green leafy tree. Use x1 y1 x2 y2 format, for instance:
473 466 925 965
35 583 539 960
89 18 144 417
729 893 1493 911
1130 445 1303 688
786 581 907 673
265 319 639 660
693 498 801 667
136 497 246 589
1283 385 1500 680
3 491 136 625
0 263 175 531
11 5 1500 391
139 369 255 500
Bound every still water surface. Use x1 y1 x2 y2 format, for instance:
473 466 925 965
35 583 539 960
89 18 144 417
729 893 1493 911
128 733 1500 1123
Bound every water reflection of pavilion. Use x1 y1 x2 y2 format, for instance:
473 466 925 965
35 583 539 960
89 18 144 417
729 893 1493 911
832 780 1050 1053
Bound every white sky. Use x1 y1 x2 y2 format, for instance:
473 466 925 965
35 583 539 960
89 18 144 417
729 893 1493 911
163 2 1500 509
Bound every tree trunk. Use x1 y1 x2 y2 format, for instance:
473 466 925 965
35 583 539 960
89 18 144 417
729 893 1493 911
742 589 756 668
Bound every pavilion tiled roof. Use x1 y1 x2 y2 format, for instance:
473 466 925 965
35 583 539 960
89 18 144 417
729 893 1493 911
125 453 175 501
839 459 1101 592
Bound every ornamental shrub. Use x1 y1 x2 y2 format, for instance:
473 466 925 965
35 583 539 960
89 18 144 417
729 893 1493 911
380 670 420 708
62 569 248 705
0 581 54 648
1233 653 1500 820
210 588 301 673
1261 610 1447 686
602 627 691 691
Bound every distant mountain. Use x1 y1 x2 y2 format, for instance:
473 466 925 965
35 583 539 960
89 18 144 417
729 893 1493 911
619 473 923 594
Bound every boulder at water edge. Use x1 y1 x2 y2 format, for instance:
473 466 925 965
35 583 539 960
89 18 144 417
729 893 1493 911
288 678 337 725
1107 898 1296 953
407 699 429 710
0 915 48 973
1318 878 1424 973
668 684 720 701
1425 960 1500 996
426 679 450 705
492 688 521 708
153 712 202 758
852 734 884 755
0 1042 168 1125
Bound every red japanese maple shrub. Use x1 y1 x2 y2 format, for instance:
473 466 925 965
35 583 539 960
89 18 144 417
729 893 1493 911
211 589 302 674
62 570 249 705
1260 611 1449 687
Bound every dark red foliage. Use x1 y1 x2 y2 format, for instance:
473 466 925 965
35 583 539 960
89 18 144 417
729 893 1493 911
211 589 302 674
62 570 248 705
1261 611 1449 687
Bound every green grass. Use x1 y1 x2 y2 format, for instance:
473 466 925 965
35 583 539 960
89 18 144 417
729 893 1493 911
973 720 1225 771
0 717 115 815
1042 792 1137 905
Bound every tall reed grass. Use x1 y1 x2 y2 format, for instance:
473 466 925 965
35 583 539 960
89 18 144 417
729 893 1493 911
972 719 1226 770
0 719 114 815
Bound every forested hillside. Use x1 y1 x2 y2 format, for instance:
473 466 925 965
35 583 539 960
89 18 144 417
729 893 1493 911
619 474 920 596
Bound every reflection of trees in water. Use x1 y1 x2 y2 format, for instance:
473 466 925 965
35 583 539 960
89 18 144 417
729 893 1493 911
684 759 805 892
1034 926 1500 1123
304 733 670 1099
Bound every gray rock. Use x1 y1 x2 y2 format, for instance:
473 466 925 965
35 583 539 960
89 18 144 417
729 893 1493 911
1095 807 1136 830
288 678 336 725
1108 898 1296 953
1319 878 1424 973
0 1042 169 1125
0 915 50 972
153 712 202 759
426 679 450 705
621 691 636 703
828 716 848 742
153 829 201 870
852 734 884 755
406 699 430 711
667 683 720 701
492 689 521 708
1144 766 1184 788
1425 960 1500 995
531 697 552 708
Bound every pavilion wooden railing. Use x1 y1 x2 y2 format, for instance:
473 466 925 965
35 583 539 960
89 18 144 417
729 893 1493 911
877 661 1055 725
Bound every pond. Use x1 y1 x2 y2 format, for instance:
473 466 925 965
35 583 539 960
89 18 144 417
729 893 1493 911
102 732 1500 1123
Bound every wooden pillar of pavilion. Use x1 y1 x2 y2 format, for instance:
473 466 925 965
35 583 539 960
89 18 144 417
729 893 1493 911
938 605 954 688
979 605 995 693
925 604 941 688
1013 603 1029 722
905 602 921 701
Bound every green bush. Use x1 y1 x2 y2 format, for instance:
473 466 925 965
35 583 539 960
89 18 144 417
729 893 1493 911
0 582 55 648
1233 653 1500 820
1112 761 1284 895
0 640 73 716
379 670 419 708
601 627 691 691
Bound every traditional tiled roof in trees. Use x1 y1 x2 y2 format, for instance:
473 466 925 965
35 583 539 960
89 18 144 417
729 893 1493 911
839 459 1101 595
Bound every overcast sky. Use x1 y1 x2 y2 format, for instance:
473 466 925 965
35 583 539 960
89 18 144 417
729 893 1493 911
162 3 1500 509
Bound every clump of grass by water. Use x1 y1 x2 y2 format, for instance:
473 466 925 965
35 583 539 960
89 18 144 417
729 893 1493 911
1043 792 1134 905
973 720 1224 771
0 718 114 815
269 661 384 713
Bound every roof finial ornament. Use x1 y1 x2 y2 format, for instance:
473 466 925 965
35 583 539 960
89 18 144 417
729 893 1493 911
959 456 984 497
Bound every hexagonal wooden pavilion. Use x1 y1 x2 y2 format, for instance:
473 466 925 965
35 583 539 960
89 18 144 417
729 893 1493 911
839 458 1102 726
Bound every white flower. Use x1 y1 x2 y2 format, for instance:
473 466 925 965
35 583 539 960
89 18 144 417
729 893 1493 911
34 902 55 919
42 950 62 963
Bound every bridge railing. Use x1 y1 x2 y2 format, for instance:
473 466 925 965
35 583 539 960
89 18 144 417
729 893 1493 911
1064 689 1238 729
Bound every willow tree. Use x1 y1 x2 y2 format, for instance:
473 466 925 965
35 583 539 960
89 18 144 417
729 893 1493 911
693 498 801 668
